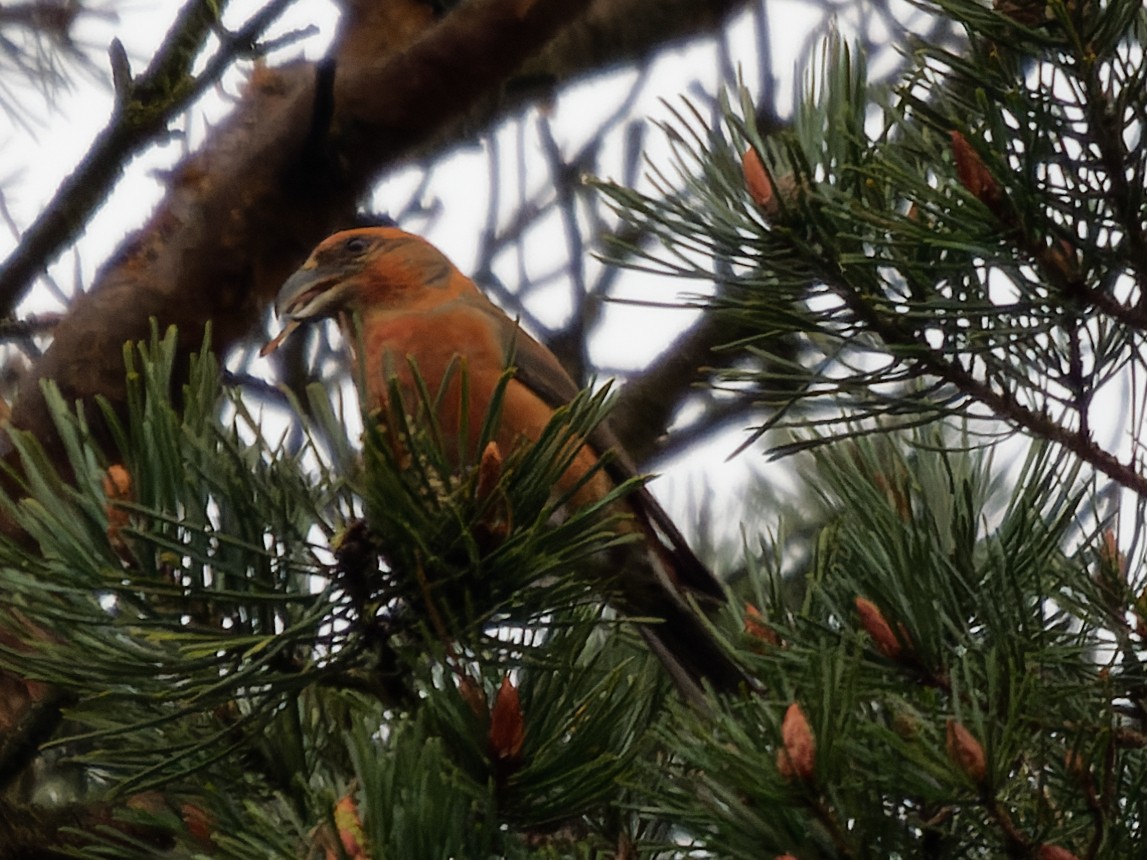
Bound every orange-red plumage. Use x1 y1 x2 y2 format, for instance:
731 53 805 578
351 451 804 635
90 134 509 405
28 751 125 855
265 227 744 701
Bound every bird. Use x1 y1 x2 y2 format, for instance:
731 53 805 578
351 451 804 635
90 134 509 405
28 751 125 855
263 226 746 703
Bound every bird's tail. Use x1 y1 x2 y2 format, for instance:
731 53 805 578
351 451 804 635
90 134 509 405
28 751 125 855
594 449 751 703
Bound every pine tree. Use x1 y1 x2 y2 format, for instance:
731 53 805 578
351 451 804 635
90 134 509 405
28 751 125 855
0 0 1145 857
595 1 1147 855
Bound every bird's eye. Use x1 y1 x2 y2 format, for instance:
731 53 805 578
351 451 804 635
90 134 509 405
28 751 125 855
344 237 370 255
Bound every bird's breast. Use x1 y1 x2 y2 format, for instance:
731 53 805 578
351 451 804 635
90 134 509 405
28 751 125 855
353 301 611 511
355 304 518 461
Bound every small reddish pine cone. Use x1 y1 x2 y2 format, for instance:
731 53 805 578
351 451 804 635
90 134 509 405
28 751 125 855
475 441 504 504
1096 528 1126 582
777 702 816 782
949 130 1008 220
872 471 911 521
103 464 133 555
324 793 367 860
458 674 488 719
945 719 987 784
473 441 511 546
180 803 214 847
489 675 525 768
891 705 922 740
1035 844 1081 860
743 147 775 207
855 596 906 659
742 147 800 220
744 602 781 646
124 791 167 814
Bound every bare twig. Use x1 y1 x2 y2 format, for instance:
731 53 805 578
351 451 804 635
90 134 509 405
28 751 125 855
0 0 297 316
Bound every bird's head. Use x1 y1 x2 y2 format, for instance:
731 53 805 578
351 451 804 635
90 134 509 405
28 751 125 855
261 226 455 356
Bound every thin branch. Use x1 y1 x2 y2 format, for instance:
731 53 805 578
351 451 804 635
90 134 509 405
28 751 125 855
0 0 297 316
836 280 1147 496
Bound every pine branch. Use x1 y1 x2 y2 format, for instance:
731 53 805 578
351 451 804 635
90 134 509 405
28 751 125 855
0 331 676 856
828 269 1147 496
598 1 1147 490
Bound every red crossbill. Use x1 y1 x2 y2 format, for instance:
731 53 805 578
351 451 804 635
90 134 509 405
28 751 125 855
265 227 745 702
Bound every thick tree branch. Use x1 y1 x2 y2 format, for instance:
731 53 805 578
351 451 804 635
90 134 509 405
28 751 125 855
8 0 595 444
0 0 607 778
9 0 749 448
610 308 755 463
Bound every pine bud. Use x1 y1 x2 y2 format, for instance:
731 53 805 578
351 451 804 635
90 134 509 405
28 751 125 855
742 147 800 220
331 794 367 860
473 441 511 547
489 675 525 767
1036 844 1080 860
180 803 213 847
458 674 487 718
1097 528 1126 582
475 441 503 503
855 596 904 659
744 602 780 646
872 471 911 521
103 464 133 557
946 719 987 784
950 131 1008 219
743 147 775 207
891 705 922 740
777 702 816 782
124 791 167 814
